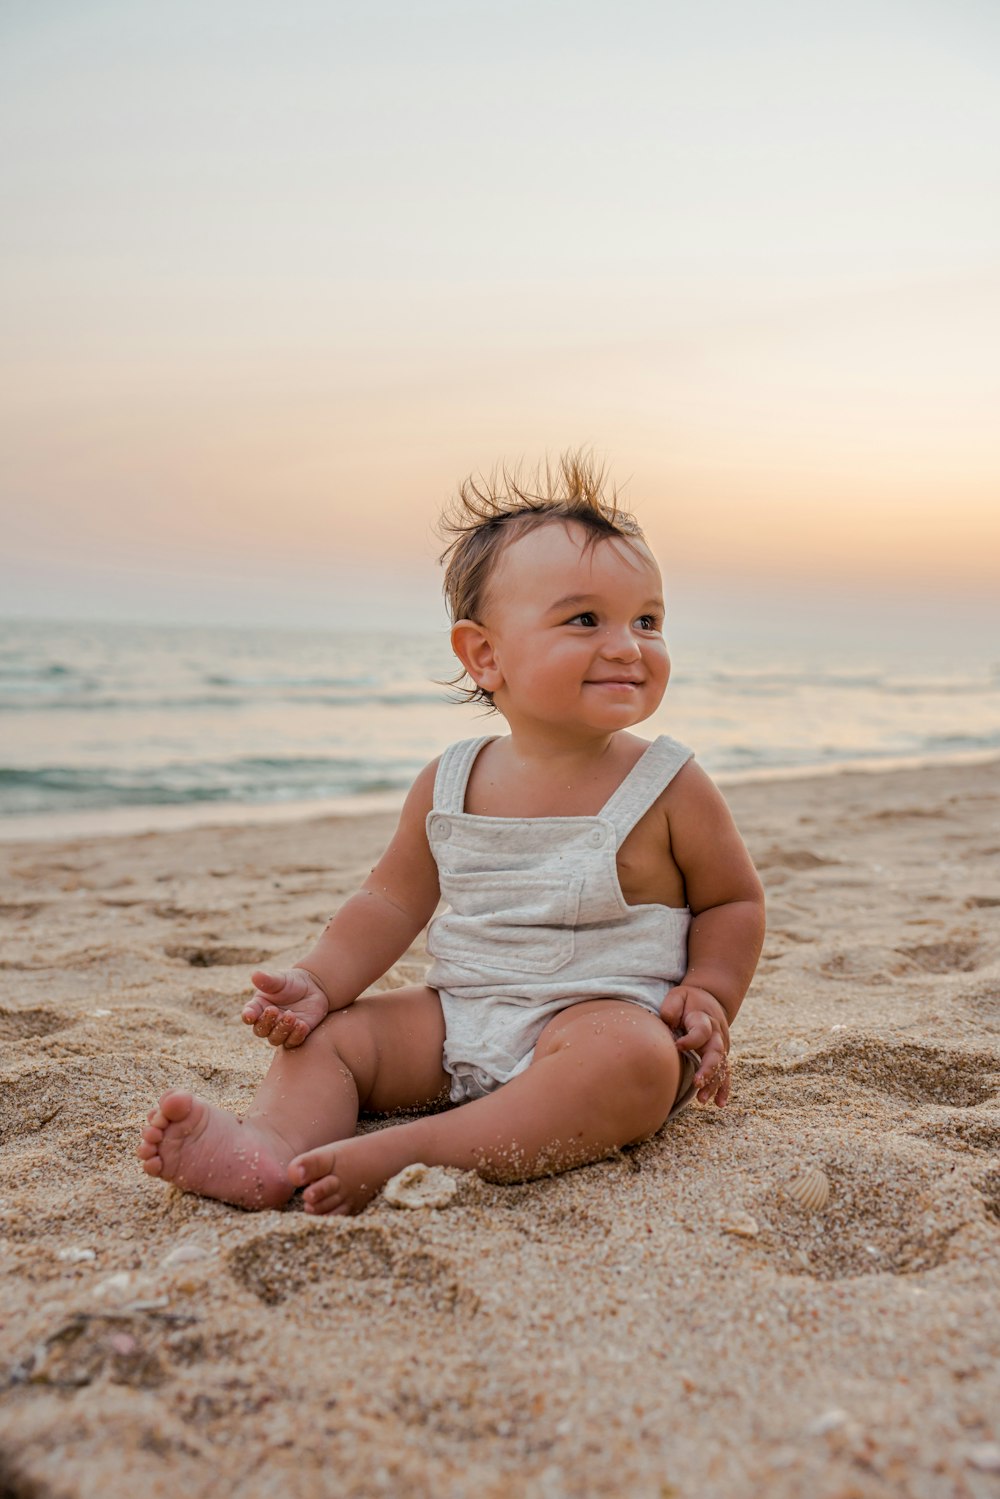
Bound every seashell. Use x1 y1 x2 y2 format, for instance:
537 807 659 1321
787 1167 830 1212
161 1243 210 1269
382 1163 458 1210
93 1272 133 1302
806 1408 849 1436
57 1247 96 1263
719 1211 759 1238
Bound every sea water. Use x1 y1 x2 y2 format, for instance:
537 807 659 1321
1 615 997 839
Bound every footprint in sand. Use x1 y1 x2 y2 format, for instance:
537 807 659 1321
753 848 840 873
0 901 46 920
227 1223 478 1318
11 1311 170 1390
745 1036 1000 1110
164 944 273 968
893 938 982 974
910 1117 1000 1155
0 1068 68 1145
0 1006 69 1043
754 1142 979 1280
975 1169 1000 1224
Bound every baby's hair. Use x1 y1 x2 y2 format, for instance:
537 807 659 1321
438 449 645 711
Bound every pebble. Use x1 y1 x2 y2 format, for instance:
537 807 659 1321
968 1444 1000 1473
383 1164 458 1210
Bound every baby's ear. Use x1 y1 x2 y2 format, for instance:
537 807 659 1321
451 619 503 694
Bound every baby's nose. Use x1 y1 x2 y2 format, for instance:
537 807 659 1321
602 628 642 660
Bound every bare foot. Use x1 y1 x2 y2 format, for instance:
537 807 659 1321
289 1129 418 1216
137 1091 295 1210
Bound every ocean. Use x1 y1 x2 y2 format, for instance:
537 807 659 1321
1 615 998 839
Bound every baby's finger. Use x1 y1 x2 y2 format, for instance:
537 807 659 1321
282 1020 309 1050
241 996 266 1025
696 1055 729 1105
659 989 684 1028
252 1006 279 1038
694 1031 726 1085
250 969 287 995
675 1012 712 1053
267 1012 298 1048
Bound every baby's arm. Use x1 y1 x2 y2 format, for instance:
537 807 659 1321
659 761 766 1106
242 761 441 1048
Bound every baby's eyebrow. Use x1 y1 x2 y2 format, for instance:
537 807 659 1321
546 594 665 615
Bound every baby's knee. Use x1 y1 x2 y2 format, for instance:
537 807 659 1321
612 1023 681 1132
626 1025 679 1095
313 1006 379 1087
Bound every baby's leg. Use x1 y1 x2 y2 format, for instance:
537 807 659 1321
136 986 449 1209
292 998 681 1215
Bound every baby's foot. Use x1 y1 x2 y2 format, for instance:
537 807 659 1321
137 1091 294 1210
289 1132 411 1216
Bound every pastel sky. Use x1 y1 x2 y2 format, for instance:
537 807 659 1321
1 0 998 629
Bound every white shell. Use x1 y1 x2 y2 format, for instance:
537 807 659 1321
719 1211 760 1238
162 1243 211 1269
383 1163 458 1210
787 1166 831 1212
57 1246 96 1263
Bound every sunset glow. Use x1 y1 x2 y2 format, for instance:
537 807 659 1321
2 2 998 626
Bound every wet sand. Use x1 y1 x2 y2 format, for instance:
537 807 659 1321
1 759 998 1498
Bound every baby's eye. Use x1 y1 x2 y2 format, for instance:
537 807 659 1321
636 614 661 632
569 611 598 627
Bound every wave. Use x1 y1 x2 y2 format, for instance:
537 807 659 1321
694 669 997 698
0 688 451 714
0 756 421 816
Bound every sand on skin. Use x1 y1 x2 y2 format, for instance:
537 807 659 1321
0 759 999 1498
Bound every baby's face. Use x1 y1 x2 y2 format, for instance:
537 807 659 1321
478 520 669 735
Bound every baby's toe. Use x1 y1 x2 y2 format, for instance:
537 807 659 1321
289 1148 334 1187
303 1179 344 1215
303 1172 338 1203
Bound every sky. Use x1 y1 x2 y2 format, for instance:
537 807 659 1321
1 0 998 632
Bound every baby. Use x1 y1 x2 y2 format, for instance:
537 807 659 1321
138 454 765 1215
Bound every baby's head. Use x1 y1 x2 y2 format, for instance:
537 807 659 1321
439 451 649 711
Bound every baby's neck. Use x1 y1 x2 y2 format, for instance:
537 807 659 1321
463 729 648 822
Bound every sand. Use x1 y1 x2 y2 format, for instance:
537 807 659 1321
1 759 998 1499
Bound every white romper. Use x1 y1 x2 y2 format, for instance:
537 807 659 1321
425 734 700 1110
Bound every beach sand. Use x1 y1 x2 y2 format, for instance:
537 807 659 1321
1 760 998 1498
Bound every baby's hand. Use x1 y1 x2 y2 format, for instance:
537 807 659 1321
242 968 331 1049
660 984 732 1108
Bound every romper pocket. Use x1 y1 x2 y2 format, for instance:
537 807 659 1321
430 871 584 976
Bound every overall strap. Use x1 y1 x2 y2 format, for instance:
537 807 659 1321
432 736 496 815
600 736 695 845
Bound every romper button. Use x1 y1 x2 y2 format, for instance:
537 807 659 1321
588 828 605 847
434 817 451 840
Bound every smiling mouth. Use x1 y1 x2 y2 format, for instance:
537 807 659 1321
586 679 644 687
